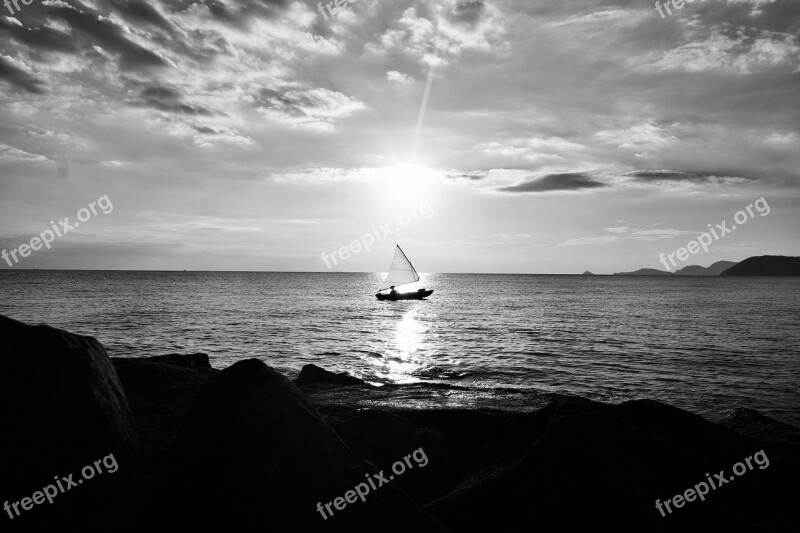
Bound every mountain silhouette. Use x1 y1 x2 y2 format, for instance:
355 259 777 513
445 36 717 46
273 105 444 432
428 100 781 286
719 256 800 276
614 260 737 276
676 260 738 275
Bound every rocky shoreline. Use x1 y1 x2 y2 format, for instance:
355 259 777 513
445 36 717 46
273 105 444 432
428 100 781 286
2 314 798 532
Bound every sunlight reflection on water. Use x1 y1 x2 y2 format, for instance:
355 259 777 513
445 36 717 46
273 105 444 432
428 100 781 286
369 307 429 383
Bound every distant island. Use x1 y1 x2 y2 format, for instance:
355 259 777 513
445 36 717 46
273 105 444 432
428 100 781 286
614 260 737 276
720 255 800 276
613 256 800 276
613 268 673 276
581 271 594 276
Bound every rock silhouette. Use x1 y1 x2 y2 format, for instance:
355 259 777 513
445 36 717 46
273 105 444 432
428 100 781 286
425 398 799 531
2 315 797 532
162 358 446 531
0 315 137 531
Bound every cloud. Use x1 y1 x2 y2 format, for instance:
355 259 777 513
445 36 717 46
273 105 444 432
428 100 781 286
1 0 799 273
498 172 607 193
364 0 507 67
254 87 365 130
108 0 177 35
45 2 169 71
135 85 217 116
173 0 291 28
1 16 22 27
0 144 48 162
649 30 800 74
188 124 255 147
559 225 698 246
595 123 678 150
449 0 487 28
387 70 414 84
0 56 45 93
624 170 713 181
446 170 489 181
621 170 753 183
0 17 78 53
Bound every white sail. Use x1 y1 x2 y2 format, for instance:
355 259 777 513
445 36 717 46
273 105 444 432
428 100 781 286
381 245 420 290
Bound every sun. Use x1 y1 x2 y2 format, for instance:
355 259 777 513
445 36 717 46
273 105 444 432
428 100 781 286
374 164 437 201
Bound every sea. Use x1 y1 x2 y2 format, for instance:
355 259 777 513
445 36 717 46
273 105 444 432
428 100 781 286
1 271 798 426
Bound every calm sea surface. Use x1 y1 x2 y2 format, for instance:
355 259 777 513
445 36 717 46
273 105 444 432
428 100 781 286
1 271 798 425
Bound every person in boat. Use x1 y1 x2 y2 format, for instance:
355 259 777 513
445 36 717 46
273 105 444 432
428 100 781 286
389 286 397 296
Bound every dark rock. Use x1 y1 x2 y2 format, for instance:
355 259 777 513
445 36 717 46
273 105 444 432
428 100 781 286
426 398 800 532
408 428 454 503
327 409 417 461
719 408 800 445
295 363 367 387
328 409 455 503
394 408 519 479
110 355 218 499
164 358 447 531
111 356 217 446
0 315 137 530
9 321 796 532
145 352 211 369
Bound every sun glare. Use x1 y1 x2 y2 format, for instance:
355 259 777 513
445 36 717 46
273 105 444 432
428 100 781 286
374 164 437 203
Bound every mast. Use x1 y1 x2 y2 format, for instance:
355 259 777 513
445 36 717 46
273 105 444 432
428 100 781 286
396 244 419 280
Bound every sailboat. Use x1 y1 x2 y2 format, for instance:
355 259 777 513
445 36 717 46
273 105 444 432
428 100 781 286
375 245 434 300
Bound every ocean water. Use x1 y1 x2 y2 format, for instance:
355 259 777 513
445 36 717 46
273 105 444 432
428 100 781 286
1 271 798 426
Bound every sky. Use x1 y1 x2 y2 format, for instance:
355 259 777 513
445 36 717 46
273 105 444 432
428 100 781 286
0 0 798 274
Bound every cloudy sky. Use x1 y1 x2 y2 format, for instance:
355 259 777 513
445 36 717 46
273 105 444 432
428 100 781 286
1 0 798 273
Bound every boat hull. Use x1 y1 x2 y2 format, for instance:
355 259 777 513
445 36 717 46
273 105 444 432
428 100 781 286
376 289 433 301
